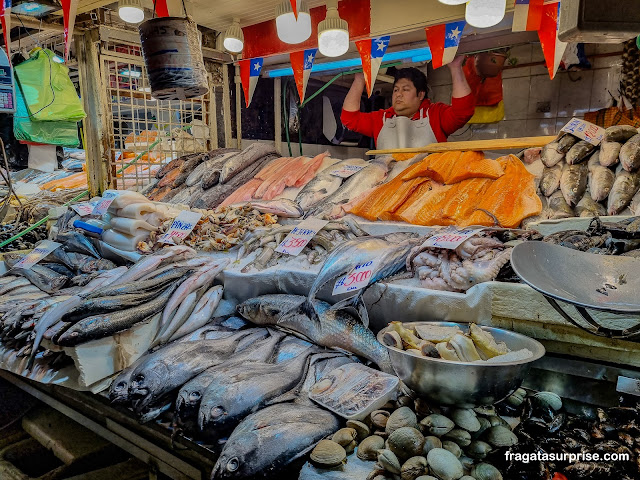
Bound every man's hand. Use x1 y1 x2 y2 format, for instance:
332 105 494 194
343 72 367 112
448 56 472 99
447 55 465 71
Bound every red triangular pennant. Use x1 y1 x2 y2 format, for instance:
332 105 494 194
60 0 79 63
0 0 11 61
154 0 169 17
290 0 298 19
537 2 567 79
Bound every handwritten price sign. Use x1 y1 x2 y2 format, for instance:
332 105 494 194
275 218 329 256
158 210 202 245
14 240 62 269
329 164 365 178
92 190 120 215
333 260 378 295
422 227 484 250
561 118 605 146
71 202 97 217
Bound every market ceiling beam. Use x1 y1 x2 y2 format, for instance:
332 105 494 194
10 14 83 35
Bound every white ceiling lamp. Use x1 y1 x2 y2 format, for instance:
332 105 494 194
438 0 469 4
465 0 506 28
118 0 144 24
318 0 349 57
275 0 312 44
224 17 244 53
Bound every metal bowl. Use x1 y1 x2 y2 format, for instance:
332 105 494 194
377 322 545 407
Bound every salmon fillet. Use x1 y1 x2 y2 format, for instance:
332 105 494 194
294 152 331 188
402 151 504 184
219 178 263 207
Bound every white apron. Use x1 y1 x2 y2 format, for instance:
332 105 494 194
376 109 438 150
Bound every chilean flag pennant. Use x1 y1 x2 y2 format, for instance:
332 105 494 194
290 48 316 102
0 0 11 60
60 0 79 62
239 57 264 107
153 0 169 17
425 21 465 69
355 36 390 98
512 0 544 32
538 2 567 79
290 0 298 19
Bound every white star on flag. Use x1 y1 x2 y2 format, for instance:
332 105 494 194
254 62 261 72
307 54 314 64
376 40 387 51
449 26 461 40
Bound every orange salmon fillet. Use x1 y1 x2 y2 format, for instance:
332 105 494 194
402 151 504 185
219 178 263 207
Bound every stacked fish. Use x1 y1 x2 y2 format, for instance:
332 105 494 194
533 125 640 223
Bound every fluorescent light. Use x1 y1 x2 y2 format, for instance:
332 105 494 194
224 17 244 53
267 47 432 77
275 1 312 44
118 0 144 24
465 0 506 28
438 0 469 4
318 0 349 57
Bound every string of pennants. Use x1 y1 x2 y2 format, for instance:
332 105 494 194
238 0 566 107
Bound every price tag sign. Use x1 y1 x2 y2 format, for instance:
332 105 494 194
329 164 365 178
617 376 640 397
561 118 605 146
71 202 97 217
14 240 62 269
158 210 202 245
333 260 379 295
422 227 484 250
92 190 120 215
275 218 329 256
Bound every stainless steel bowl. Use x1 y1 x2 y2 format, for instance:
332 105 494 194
377 322 545 407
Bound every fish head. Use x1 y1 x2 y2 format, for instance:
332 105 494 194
177 386 203 411
108 377 131 404
56 330 82 346
129 362 169 410
211 440 255 479
236 299 282 323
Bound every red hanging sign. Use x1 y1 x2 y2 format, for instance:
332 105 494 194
60 0 79 63
154 0 169 17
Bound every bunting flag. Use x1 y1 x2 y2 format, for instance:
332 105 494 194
290 48 316 102
290 0 298 19
0 0 11 61
512 0 544 32
239 57 263 107
538 2 567 80
60 0 79 62
425 20 465 69
154 0 169 17
355 36 390 98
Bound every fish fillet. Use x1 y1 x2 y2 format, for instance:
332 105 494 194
294 152 331 187
402 151 504 184
219 179 264 207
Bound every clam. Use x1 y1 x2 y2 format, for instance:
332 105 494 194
460 477 477 480
506 387 527 407
415 477 438 480
310 439 347 468
459 456 475 472
367 466 390 480
386 407 419 434
383 331 403 349
414 398 432 417
400 456 428 480
422 436 442 455
472 417 492 440
344 440 357 455
442 440 462 458
397 396 414 408
483 425 518 448
443 428 472 447
467 440 492 460
420 414 455 436
488 416 509 428
470 462 503 480
378 449 402 474
358 435 385 461
347 420 370 441
332 428 358 447
533 392 563 411
388 427 425 461
451 409 481 432
474 405 496 417
372 410 391 429
426 448 464 480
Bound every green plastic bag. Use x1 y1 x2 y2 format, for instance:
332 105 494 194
13 77 80 147
14 48 86 122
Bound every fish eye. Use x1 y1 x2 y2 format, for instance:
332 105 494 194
211 406 225 419
226 458 239 472
189 392 201 401
115 381 126 391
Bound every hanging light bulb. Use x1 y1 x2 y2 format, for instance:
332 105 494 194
118 0 144 24
465 0 506 28
224 18 244 53
275 0 312 44
438 0 469 4
318 0 349 57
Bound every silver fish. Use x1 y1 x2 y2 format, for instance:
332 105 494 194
604 125 638 143
620 134 640 172
110 246 196 286
211 403 339 480
228 199 304 218
541 141 565 167
588 165 616 202
294 172 343 211
219 143 279 184
576 193 606 217
557 133 579 153
560 163 588 207
566 140 595 165
548 191 574 219
55 231 101 258
237 294 394 374
0 277 30 296
540 164 563 197
10 264 68 294
168 285 224 342
201 151 243 189
608 169 640 215
599 141 622 167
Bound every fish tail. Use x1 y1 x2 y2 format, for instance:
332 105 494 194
299 299 320 324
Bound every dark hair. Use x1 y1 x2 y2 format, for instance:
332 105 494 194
393 68 428 95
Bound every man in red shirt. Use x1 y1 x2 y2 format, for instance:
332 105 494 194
341 57 475 149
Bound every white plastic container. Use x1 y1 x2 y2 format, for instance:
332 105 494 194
309 363 399 421
102 229 149 252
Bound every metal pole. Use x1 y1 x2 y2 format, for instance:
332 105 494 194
234 64 242 149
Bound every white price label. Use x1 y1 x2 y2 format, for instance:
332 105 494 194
92 190 120 215
14 240 62 269
333 259 379 295
422 227 484 250
157 210 202 245
616 376 640 397
329 164 365 178
71 202 97 217
560 118 605 146
274 218 329 256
